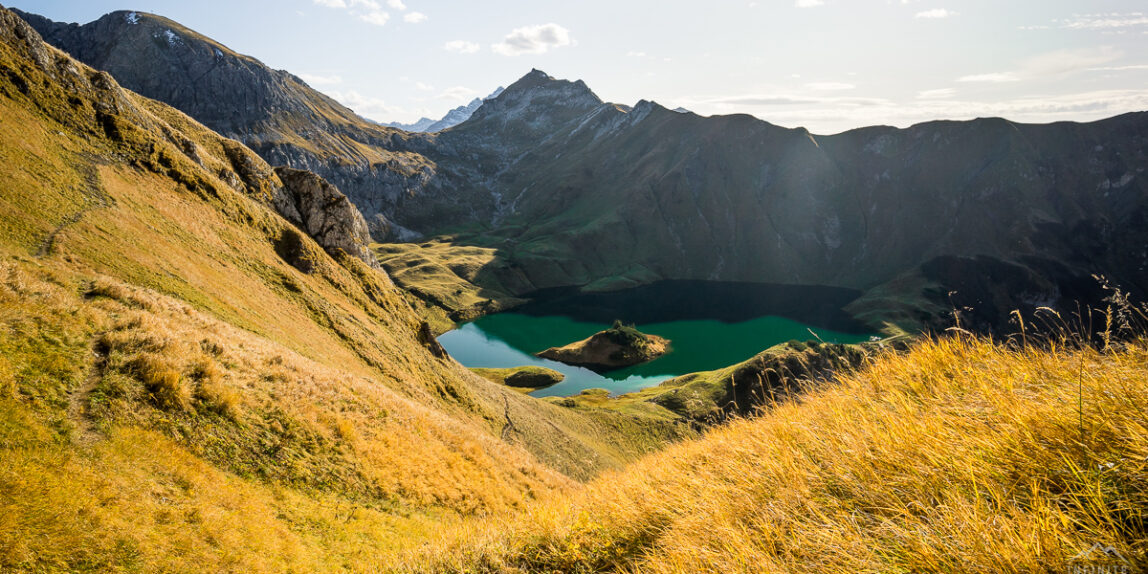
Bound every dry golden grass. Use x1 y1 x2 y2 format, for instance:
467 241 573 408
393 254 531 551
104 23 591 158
374 239 527 325
0 258 580 572
0 20 693 570
397 334 1148 572
0 13 685 489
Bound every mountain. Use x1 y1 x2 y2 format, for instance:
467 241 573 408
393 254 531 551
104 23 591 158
391 70 1148 332
22 9 1148 334
384 87 504 133
384 115 436 132
0 7 690 569
4 7 1147 571
13 7 437 242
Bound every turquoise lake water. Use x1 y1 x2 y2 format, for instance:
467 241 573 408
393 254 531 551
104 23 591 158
438 282 874 397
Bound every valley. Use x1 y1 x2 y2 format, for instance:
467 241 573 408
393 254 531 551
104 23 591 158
1 3 1147 572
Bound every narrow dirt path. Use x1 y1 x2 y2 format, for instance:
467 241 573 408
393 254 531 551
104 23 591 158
68 336 106 446
500 395 518 442
36 159 111 258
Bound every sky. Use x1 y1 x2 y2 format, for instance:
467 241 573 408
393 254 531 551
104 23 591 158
10 0 1148 134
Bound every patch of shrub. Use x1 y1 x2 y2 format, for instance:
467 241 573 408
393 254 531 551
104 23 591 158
604 319 650 349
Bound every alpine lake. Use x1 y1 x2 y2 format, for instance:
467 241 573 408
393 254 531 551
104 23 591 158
437 281 878 397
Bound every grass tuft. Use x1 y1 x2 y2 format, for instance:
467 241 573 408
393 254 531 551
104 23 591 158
130 353 190 412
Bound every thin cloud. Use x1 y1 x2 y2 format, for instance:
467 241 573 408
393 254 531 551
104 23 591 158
689 93 889 108
805 82 855 91
437 86 478 101
917 88 956 99
329 90 403 121
492 23 573 56
1023 47 1121 77
404 12 427 23
795 0 824 7
359 11 389 25
957 72 1020 83
1061 14 1148 30
953 48 1122 85
1089 64 1148 71
915 9 957 19
387 0 406 9
444 40 480 54
313 0 390 26
297 73 343 86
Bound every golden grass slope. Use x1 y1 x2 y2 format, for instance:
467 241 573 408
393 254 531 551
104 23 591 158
0 9 691 571
0 264 569 571
401 334 1148 572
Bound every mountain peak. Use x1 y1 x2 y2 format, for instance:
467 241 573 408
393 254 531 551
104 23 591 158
385 87 504 133
503 69 596 99
464 69 602 128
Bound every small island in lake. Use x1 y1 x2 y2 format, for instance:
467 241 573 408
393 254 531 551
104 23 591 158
471 366 565 393
537 320 670 371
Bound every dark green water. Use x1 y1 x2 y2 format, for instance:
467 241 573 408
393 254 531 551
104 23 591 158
437 281 876 397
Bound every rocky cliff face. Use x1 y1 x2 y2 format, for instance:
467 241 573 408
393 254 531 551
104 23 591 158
273 167 380 269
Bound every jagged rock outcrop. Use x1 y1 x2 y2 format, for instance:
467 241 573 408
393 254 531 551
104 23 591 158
650 341 869 423
273 167 379 269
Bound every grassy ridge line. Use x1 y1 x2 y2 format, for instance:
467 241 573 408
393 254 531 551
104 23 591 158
399 334 1148 572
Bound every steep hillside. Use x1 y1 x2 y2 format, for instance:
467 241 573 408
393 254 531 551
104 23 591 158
15 7 437 242
402 333 1148 572
0 8 690 571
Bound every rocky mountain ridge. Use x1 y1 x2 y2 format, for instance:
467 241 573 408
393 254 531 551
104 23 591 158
14 8 437 242
403 70 1148 330
384 87 504 133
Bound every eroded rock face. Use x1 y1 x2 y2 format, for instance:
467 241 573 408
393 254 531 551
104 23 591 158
273 167 379 269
